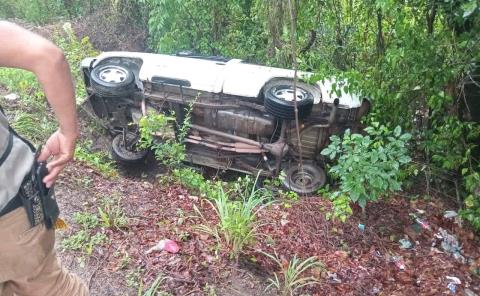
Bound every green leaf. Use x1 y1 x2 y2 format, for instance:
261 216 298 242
462 0 478 18
394 126 401 137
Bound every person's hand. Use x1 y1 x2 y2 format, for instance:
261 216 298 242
37 129 77 188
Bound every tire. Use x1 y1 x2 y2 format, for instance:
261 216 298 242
90 63 136 97
111 132 148 164
283 162 326 195
263 79 316 120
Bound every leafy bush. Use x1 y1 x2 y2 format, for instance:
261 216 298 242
460 168 480 231
172 168 224 200
0 0 66 24
139 101 193 169
321 123 412 217
0 0 109 24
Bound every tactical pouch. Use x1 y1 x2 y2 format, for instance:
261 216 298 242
34 161 59 229
20 161 59 229
19 170 44 227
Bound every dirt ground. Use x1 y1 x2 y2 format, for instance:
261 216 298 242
53 154 480 296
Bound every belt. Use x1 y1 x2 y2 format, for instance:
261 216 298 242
0 178 34 218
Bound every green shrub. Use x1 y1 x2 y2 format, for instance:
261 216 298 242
139 101 194 169
172 168 223 200
321 123 412 218
460 168 480 231
0 0 66 24
55 23 99 103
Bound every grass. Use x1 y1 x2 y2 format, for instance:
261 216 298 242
61 211 108 255
262 251 324 296
97 195 128 229
74 141 118 178
195 173 271 261
138 274 171 296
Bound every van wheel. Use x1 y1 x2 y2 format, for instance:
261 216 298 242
111 132 148 164
263 79 315 120
90 62 136 97
283 162 326 195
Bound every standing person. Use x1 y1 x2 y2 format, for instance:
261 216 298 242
0 21 88 295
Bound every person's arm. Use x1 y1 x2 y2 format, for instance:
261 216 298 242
0 21 78 187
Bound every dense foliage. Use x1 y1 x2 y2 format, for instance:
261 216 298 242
141 0 480 228
2 0 479 229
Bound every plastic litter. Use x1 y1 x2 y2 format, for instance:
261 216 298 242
391 256 406 271
415 209 426 215
447 282 457 294
327 272 342 284
446 276 461 294
446 276 461 285
358 223 365 232
399 238 413 249
4 93 19 101
146 239 180 254
415 217 432 231
444 210 458 219
437 228 466 263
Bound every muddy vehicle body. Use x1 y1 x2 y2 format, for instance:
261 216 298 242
81 52 370 194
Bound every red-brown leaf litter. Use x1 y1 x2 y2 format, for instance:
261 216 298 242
56 163 480 296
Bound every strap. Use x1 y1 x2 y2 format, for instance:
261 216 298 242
9 126 35 152
0 192 22 217
0 131 13 167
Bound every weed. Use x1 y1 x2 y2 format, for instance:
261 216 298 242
126 267 143 289
262 252 324 296
75 141 118 178
62 230 107 255
55 23 99 103
97 195 128 229
195 173 271 261
114 249 131 270
137 274 171 296
0 68 39 96
73 211 99 229
261 171 299 202
61 211 107 255
62 229 89 252
172 167 224 200
203 284 217 296
139 99 195 170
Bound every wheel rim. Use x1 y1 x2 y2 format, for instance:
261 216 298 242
283 163 326 194
272 86 309 102
98 66 128 84
113 133 147 160
290 168 316 188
